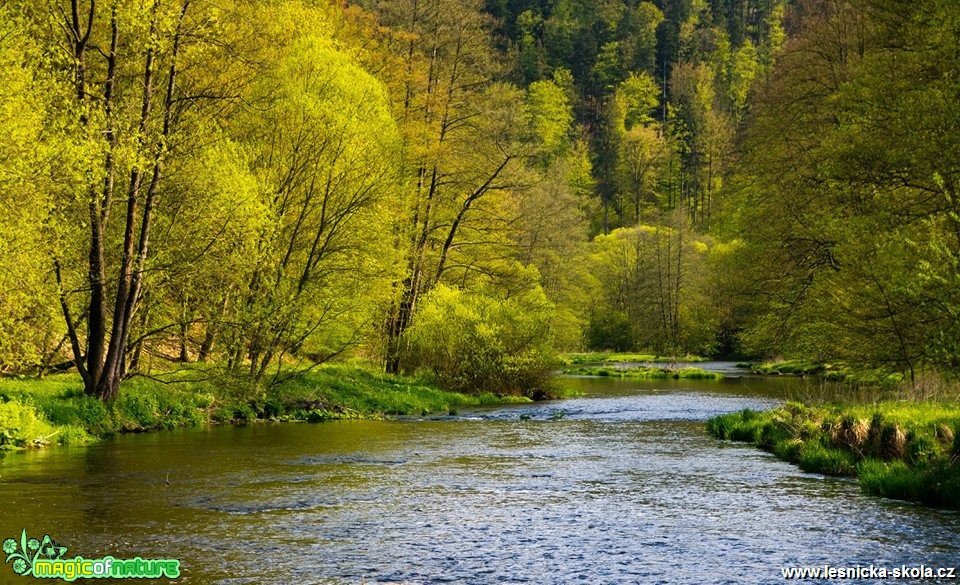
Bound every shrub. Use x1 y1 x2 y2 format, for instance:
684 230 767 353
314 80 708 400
0 399 89 448
403 284 558 396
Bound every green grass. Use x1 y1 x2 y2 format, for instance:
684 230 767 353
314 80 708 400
0 399 90 449
0 364 531 450
750 360 824 376
561 352 705 365
750 360 904 386
708 401 960 508
562 365 722 380
858 459 960 508
265 367 530 419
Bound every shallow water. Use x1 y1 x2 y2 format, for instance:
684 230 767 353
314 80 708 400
0 371 958 583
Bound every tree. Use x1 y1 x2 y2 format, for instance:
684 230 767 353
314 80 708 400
618 125 668 224
0 10 63 373
617 2 663 74
526 76 575 159
372 0 548 373
403 283 557 395
720 0 960 378
146 136 265 367
227 10 404 385
588 211 718 354
515 144 595 349
610 72 667 224
47 0 198 399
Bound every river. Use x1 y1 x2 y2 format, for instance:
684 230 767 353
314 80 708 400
1 370 958 583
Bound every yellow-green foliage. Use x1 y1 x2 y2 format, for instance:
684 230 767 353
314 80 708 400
586 218 721 355
752 360 904 386
0 399 90 449
0 10 63 372
403 284 559 396
562 352 705 364
526 77 573 155
562 365 721 379
232 8 404 369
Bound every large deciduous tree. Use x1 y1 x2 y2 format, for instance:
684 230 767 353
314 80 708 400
226 6 404 385
48 0 197 399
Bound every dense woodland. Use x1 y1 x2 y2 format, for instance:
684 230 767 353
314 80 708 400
0 0 958 399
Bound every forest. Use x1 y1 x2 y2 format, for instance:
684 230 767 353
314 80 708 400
0 0 958 404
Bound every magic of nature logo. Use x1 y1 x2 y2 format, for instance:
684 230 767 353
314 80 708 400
3 530 180 581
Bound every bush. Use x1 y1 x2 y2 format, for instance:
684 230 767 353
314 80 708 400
403 284 558 396
0 399 56 448
0 399 90 448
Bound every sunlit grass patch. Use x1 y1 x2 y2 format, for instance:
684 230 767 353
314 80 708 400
751 360 904 387
0 398 91 449
0 363 534 450
271 366 531 419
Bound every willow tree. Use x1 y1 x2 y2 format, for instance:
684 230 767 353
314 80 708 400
146 136 265 367
370 0 546 373
224 5 404 385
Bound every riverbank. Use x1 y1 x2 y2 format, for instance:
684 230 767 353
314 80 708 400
747 360 904 386
562 365 722 379
708 402 960 508
562 352 705 365
0 365 531 450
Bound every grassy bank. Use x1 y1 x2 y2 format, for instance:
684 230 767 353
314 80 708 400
0 365 531 450
708 402 960 508
749 360 904 386
562 365 722 380
562 352 705 365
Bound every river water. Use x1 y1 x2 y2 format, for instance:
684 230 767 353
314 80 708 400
0 371 958 583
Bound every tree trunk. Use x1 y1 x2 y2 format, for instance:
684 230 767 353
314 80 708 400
56 0 190 400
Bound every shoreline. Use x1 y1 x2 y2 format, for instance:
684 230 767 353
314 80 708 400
708 401 960 509
0 365 533 452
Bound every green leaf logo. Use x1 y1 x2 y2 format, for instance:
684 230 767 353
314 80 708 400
3 530 66 577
